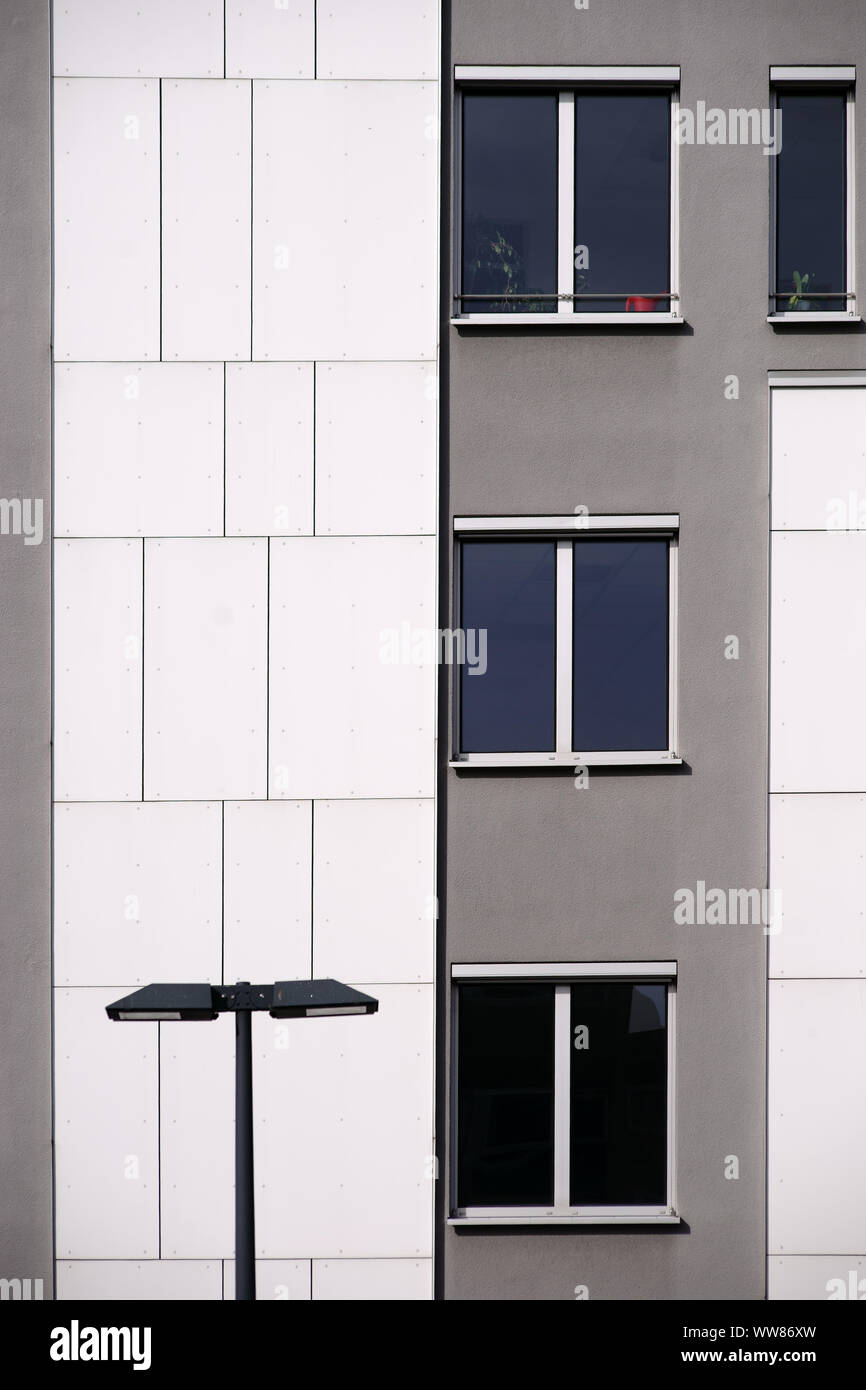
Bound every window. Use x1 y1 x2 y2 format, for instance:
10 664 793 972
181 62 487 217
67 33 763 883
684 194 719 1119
454 67 681 325
453 515 680 766
451 963 677 1224
770 68 856 321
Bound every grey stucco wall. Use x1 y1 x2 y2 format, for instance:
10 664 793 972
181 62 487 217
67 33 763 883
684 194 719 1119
0 0 52 1294
441 0 866 1299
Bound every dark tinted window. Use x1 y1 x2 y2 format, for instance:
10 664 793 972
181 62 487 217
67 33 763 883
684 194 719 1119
570 983 667 1206
461 92 558 313
776 91 847 311
457 984 555 1207
573 539 669 751
574 93 670 313
460 540 556 753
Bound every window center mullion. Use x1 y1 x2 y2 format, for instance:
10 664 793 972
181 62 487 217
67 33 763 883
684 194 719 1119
555 539 574 755
553 983 572 1212
557 91 576 315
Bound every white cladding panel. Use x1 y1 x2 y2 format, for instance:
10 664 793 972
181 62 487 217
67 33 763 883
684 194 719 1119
770 531 866 792
55 988 158 1259
225 364 314 536
313 799 434 983
225 2 314 79
771 387 866 532
317 1 438 80
253 985 434 1257
315 362 436 536
144 539 267 800
53 1 222 77
54 540 142 802
768 1257 866 1301
54 803 222 988
253 81 437 361
160 1019 234 1258
54 80 159 361
57 1261 223 1301
769 793 866 979
55 364 223 538
313 1258 432 1300
162 81 252 361
269 537 435 799
223 800 312 982
223 1261 311 1300
768 979 866 1255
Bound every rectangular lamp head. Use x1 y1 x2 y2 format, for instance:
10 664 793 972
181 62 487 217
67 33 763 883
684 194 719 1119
270 978 379 1019
106 983 218 1022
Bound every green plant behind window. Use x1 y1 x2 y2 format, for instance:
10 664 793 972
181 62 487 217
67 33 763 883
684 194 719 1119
466 221 548 312
787 269 816 311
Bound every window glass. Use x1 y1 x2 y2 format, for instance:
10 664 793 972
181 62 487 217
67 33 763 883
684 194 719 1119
574 93 671 313
461 92 558 313
775 91 847 312
460 540 557 753
572 539 669 751
457 984 556 1207
570 983 667 1205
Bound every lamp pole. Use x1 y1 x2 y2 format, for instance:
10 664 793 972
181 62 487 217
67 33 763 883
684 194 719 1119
234 998 256 1301
216 981 271 1302
107 976 378 1302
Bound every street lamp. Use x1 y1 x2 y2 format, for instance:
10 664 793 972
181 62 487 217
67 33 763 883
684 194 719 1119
107 978 378 1300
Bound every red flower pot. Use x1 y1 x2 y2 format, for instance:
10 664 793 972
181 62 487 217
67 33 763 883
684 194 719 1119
625 295 661 312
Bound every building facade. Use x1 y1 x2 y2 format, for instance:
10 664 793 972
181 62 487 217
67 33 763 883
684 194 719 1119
441 0 866 1302
1 0 865 1302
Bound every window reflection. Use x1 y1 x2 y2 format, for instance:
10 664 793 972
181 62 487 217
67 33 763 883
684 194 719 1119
570 983 667 1206
457 984 556 1207
460 540 557 753
573 539 669 751
776 91 847 311
575 93 671 313
461 92 558 313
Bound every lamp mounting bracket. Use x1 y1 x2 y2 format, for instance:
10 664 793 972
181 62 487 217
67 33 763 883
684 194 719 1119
213 983 274 1013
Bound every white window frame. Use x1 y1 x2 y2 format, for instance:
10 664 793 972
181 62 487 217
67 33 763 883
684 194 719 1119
449 961 679 1226
768 68 857 323
451 514 681 768
452 67 682 326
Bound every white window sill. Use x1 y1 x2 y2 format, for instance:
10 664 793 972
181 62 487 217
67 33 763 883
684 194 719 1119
768 312 860 323
449 1213 681 1227
451 313 684 327
450 751 682 769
